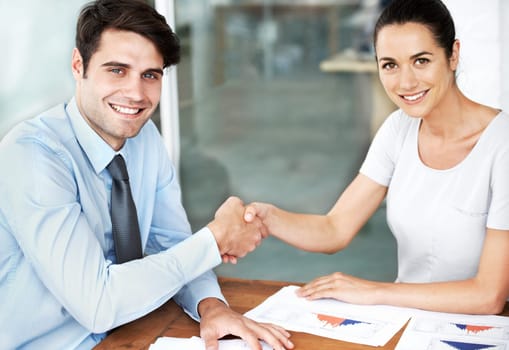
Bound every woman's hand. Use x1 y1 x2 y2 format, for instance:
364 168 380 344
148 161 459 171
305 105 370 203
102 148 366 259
296 272 382 305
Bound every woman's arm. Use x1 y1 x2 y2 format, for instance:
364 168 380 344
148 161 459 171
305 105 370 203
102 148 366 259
245 173 387 254
298 227 509 315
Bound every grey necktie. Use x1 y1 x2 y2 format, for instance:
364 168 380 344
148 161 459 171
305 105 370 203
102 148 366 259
107 154 142 263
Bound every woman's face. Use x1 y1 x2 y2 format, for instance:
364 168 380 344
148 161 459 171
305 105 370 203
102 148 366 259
375 22 459 118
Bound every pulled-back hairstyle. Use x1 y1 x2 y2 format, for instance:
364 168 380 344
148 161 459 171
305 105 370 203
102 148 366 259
374 0 456 58
76 0 180 75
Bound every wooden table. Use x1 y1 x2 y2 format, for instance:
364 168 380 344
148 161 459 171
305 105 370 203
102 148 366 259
95 277 402 349
95 277 509 349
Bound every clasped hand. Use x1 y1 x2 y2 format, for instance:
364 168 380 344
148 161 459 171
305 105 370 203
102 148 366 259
208 197 269 264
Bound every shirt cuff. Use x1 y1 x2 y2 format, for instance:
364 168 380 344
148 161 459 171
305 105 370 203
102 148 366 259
172 227 226 321
168 227 222 279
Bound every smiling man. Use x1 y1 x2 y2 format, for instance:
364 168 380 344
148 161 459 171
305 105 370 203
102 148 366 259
72 28 164 151
0 1 293 349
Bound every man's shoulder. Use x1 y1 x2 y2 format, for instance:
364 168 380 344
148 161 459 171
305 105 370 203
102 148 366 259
0 102 73 156
5 103 69 137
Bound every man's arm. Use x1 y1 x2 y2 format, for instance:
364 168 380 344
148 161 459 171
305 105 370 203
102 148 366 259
1 139 257 333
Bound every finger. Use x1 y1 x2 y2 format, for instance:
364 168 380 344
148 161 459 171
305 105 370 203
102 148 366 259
243 321 291 350
255 235 263 246
260 323 294 349
222 254 238 264
302 273 340 289
203 337 219 350
297 277 332 297
300 280 341 300
236 329 262 350
296 278 321 295
260 223 269 238
262 323 291 337
252 218 269 239
302 288 329 300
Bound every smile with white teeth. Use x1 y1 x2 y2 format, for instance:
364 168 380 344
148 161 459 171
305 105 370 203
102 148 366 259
402 91 426 101
110 104 141 115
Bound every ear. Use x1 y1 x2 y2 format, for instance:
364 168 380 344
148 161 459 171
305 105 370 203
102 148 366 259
71 48 84 79
449 39 460 71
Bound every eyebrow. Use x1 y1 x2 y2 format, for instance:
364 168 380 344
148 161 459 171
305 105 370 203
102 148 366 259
101 61 164 76
378 51 434 62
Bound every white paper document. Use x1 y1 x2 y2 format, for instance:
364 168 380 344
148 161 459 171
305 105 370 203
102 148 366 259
395 311 509 350
244 285 412 347
149 336 273 350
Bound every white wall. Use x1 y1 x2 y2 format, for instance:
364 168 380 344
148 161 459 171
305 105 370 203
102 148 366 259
443 0 504 109
502 0 509 111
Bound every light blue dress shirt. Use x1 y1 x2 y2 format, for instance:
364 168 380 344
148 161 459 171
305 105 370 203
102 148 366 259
0 98 225 349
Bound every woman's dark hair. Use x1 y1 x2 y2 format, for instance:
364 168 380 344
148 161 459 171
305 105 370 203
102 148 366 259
76 0 180 75
373 0 456 58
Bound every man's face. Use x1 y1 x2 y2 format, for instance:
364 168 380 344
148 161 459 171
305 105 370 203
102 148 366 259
72 29 164 151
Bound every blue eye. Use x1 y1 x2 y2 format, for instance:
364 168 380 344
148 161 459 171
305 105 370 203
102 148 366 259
143 72 156 79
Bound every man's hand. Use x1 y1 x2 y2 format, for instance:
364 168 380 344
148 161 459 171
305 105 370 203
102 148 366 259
208 197 268 260
198 298 294 350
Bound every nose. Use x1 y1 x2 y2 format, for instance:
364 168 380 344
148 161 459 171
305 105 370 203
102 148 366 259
398 66 418 91
122 75 145 102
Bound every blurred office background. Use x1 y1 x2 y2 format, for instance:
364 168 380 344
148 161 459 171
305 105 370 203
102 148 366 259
1 0 508 283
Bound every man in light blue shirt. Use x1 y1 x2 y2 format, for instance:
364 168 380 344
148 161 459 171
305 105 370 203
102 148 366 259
0 1 293 349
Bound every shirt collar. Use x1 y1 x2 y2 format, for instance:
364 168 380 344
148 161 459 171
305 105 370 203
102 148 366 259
66 97 122 174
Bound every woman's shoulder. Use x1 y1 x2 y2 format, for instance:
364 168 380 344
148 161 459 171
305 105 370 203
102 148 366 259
492 110 509 124
376 109 419 139
485 110 509 134
479 110 509 151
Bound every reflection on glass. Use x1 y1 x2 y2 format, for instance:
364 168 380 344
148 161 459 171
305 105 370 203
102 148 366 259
175 0 397 282
0 1 90 138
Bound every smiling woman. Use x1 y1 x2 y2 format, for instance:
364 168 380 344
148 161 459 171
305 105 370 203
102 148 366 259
239 0 509 316
375 22 460 122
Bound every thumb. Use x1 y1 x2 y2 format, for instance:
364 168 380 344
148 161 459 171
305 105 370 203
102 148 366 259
244 203 258 222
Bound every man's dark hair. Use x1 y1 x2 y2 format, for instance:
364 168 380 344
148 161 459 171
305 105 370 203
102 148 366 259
76 0 180 75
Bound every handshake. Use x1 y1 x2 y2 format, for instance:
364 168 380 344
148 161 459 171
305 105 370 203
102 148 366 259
207 196 270 264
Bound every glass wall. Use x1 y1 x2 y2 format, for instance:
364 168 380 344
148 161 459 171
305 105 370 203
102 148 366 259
5 1 506 284
174 0 398 282
0 1 89 138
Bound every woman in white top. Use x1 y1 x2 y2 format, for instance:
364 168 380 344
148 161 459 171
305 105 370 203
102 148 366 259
244 0 509 314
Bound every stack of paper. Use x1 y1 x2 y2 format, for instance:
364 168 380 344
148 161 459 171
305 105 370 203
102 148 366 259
149 336 272 350
244 285 412 347
396 311 509 350
150 285 509 349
